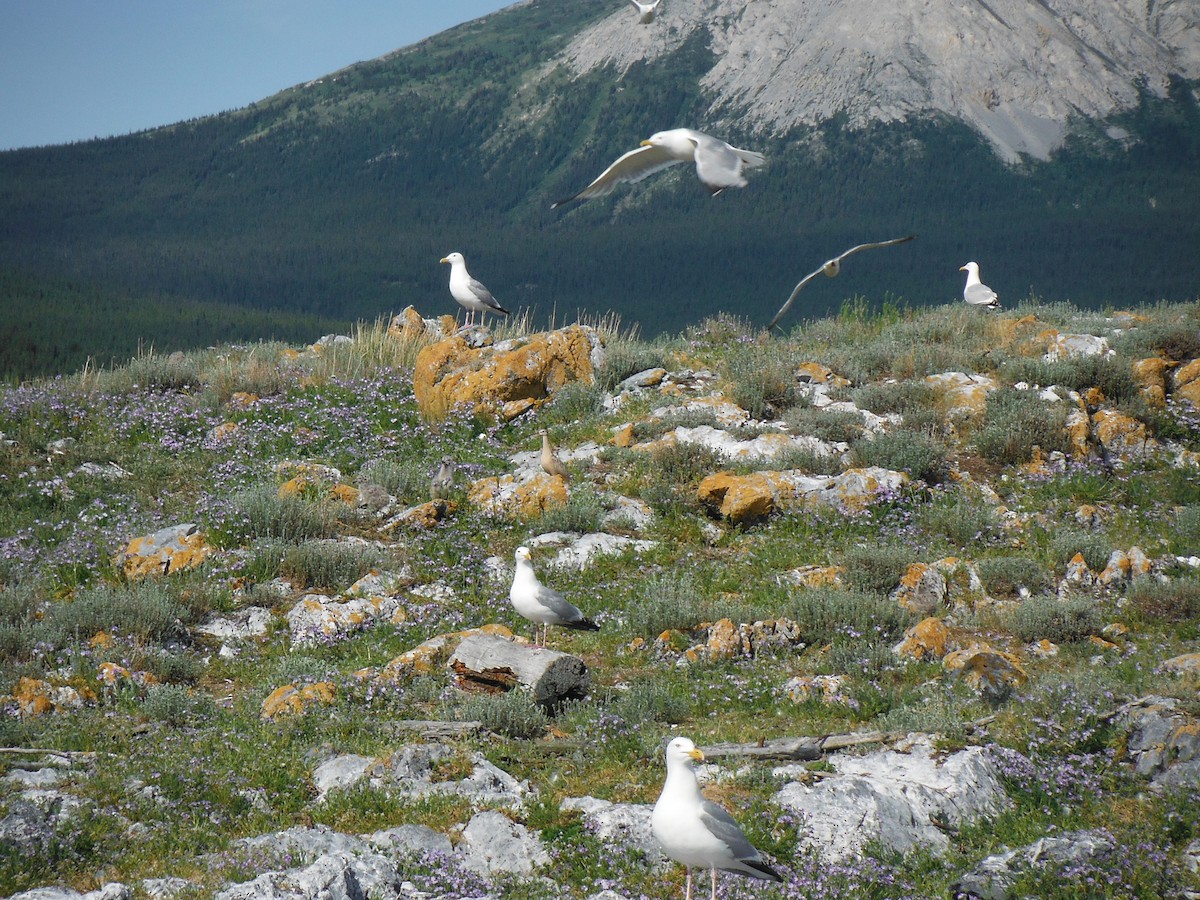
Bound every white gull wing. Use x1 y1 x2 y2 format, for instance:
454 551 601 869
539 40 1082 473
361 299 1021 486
551 143 683 207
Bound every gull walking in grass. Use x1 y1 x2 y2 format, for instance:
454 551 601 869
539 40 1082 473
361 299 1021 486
439 252 511 326
768 235 917 330
430 457 456 501
630 0 662 23
959 261 1001 310
552 128 765 207
509 546 599 647
538 429 570 481
652 737 783 900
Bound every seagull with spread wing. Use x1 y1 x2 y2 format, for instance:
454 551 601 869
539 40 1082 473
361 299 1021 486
768 235 916 330
630 0 662 23
552 128 765 208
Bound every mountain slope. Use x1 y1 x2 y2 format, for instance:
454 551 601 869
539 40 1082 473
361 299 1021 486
1 0 1198 379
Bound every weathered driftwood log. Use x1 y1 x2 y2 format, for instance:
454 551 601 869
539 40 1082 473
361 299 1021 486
386 720 484 740
703 731 904 760
448 632 590 708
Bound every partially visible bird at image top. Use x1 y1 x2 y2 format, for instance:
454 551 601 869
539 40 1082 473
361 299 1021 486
552 128 765 208
630 0 662 23
509 546 600 648
439 252 511 326
960 261 1001 309
430 457 456 501
768 235 917 330
538 429 570 481
652 737 783 900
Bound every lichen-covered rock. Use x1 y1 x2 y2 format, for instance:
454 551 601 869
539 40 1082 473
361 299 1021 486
697 467 908 522
468 472 569 519
1092 409 1156 460
458 810 550 877
1043 331 1112 360
943 643 1026 697
924 372 998 420
890 564 948 617
388 305 456 342
1098 546 1152 585
784 674 849 704
1174 357 1200 406
260 682 336 719
894 617 955 661
414 325 604 420
12 677 93 718
115 523 212 580
1132 357 1173 408
374 624 520 681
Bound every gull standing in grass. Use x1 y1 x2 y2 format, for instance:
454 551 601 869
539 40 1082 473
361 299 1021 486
768 235 917 329
538 429 570 481
509 546 599 647
552 129 765 207
652 737 783 900
959 261 1001 309
439 252 511 326
630 0 662 23
430 457 456 501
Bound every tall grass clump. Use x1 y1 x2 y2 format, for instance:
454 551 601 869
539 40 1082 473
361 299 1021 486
358 457 433 505
280 540 387 592
535 486 606 535
610 678 691 725
1005 595 1102 643
784 407 863 444
458 689 549 738
785 587 916 645
1001 354 1139 404
1127 576 1200 624
916 493 1001 548
1050 529 1113 573
976 556 1050 600
975 388 1069 465
626 571 714 636
723 342 798 419
46 581 193 645
852 429 950 484
595 335 669 390
222 484 348 544
840 544 913 594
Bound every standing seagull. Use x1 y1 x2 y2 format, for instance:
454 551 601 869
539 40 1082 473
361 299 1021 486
768 235 916 330
552 128 765 207
538 429 570 481
630 0 662 23
652 737 783 900
959 261 1001 309
430 457 456 501
509 547 600 647
439 252 511 326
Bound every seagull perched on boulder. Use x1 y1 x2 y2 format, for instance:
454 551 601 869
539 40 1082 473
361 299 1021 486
768 235 916 330
959 261 1001 310
439 252 511 326
652 737 783 900
509 546 599 647
552 128 764 207
629 0 662 23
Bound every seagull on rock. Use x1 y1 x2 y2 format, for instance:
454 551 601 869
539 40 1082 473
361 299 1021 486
630 0 662 23
960 261 1001 310
509 547 600 647
552 128 765 207
768 235 917 329
652 737 783 900
439 252 511 326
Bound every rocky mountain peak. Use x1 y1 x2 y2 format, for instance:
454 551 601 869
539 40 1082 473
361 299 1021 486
555 0 1200 161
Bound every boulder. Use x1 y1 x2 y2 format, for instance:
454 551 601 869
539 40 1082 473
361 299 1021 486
468 472 569 519
783 674 849 704
413 325 604 420
559 796 661 862
951 830 1116 899
457 810 550 877
260 682 336 720
889 563 948 617
3 887 130 900
943 643 1027 698
1043 331 1113 360
1132 357 1173 408
893 616 955 661
527 531 656 570
375 624 520 681
114 523 212 580
924 372 998 420
697 467 908 523
773 737 1008 862
636 425 844 463
1174 357 1200 406
388 306 457 342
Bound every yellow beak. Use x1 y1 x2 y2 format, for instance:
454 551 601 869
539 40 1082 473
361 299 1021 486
689 748 705 762
959 265 968 272
440 257 450 264
640 139 653 147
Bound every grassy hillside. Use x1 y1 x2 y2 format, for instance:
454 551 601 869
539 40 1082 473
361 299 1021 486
0 299 1198 897
1 0 1198 381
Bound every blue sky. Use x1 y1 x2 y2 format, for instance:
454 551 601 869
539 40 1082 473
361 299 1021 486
0 1 512 151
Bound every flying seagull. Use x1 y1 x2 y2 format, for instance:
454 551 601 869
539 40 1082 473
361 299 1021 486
960 261 1001 309
630 0 662 23
652 737 783 900
768 235 917 330
509 546 600 647
538 429 570 481
439 252 511 326
552 128 765 208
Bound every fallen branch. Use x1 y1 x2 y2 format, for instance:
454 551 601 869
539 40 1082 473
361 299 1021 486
386 720 484 740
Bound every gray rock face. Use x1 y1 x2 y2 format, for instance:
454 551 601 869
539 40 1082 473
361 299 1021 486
773 736 1008 861
4 887 130 900
951 830 1115 899
456 810 550 877
1120 696 1200 788
560 796 662 863
553 0 1200 162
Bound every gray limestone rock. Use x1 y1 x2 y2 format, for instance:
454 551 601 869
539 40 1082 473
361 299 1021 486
559 796 662 863
456 810 550 877
951 830 1116 899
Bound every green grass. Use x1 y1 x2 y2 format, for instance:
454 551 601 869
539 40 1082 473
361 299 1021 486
2 300 1200 898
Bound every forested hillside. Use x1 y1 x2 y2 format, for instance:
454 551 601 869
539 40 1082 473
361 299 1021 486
2 0 1198 380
